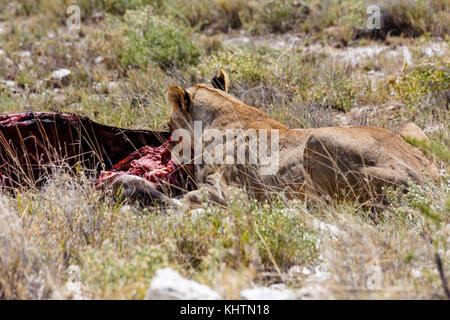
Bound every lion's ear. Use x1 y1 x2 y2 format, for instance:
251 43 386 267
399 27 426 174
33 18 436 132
167 85 191 112
211 69 229 92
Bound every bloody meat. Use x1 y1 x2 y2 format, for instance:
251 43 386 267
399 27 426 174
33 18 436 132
0 112 192 195
95 138 194 195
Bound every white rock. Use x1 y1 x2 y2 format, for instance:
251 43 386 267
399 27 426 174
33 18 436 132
1 80 15 87
145 268 221 300
240 287 295 300
402 46 412 65
422 42 445 57
19 50 31 58
94 82 103 92
288 265 302 276
411 268 422 279
51 68 71 81
301 266 312 275
94 56 103 64
313 219 343 240
288 265 312 277
108 81 119 92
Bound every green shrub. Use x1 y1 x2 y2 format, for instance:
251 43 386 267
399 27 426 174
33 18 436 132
173 194 318 270
312 75 357 112
3 0 163 17
394 59 450 105
244 0 311 34
405 137 450 165
112 7 201 70
78 0 163 15
195 46 270 86
163 0 246 31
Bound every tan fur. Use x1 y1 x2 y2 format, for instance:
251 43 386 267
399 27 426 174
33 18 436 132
397 122 431 143
168 71 439 205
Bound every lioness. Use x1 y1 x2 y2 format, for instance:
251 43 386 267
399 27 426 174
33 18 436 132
165 70 439 207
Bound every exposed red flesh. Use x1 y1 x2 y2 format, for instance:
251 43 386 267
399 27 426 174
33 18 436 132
95 138 193 193
0 112 186 192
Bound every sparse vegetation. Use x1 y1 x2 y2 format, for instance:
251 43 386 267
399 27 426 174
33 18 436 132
0 0 449 299
114 8 201 70
395 59 449 106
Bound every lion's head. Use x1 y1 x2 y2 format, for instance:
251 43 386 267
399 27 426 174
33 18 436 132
166 69 230 134
166 69 287 136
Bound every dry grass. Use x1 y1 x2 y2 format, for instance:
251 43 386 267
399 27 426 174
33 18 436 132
1 172 448 299
0 0 449 299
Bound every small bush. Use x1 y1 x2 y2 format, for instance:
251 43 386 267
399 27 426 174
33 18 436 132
114 7 201 70
195 46 271 87
394 59 450 105
3 0 163 18
311 74 357 112
387 0 450 38
172 194 318 271
169 0 246 31
405 137 450 165
78 0 163 15
243 0 311 34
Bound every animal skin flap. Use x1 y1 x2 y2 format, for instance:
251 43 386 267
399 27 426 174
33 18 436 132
0 112 171 188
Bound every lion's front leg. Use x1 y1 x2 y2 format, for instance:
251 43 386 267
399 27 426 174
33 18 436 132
180 171 231 209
